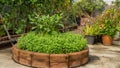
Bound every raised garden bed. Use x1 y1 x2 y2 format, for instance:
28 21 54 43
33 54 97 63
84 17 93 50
12 45 89 68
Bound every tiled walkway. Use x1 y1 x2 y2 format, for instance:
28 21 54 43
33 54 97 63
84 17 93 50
0 44 120 68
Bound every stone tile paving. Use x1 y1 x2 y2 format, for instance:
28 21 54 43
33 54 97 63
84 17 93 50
0 44 120 68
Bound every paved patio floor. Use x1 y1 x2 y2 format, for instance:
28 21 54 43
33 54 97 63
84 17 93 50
0 44 120 68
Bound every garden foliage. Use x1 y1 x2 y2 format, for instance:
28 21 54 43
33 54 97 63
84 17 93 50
29 13 63 34
18 32 87 54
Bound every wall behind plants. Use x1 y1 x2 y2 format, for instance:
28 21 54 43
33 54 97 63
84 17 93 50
0 0 74 35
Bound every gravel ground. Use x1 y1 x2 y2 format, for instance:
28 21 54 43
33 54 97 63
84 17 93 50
0 44 120 68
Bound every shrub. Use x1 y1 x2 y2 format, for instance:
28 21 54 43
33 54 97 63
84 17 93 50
29 13 64 34
83 24 100 36
17 32 87 54
96 7 120 37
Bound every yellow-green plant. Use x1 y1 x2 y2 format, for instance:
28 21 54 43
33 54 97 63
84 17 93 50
84 24 100 36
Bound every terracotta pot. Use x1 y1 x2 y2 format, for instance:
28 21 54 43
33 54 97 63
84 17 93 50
102 35 112 46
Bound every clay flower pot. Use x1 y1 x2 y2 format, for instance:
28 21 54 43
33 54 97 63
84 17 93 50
102 35 112 46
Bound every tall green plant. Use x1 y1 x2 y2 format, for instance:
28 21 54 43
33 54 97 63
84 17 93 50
29 13 64 34
100 20 117 37
96 7 120 37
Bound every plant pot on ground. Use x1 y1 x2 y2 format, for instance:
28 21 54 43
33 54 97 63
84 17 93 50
84 24 100 45
85 35 95 45
96 8 120 45
14 32 89 68
102 33 119 46
100 20 118 46
102 35 112 46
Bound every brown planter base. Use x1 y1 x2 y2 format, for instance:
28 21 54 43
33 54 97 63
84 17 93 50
12 45 89 68
102 35 112 46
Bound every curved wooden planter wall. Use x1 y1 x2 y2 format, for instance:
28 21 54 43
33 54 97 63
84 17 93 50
12 45 89 68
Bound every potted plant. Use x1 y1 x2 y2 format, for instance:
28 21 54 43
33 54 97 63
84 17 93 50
84 24 100 44
12 13 89 68
12 32 89 68
98 7 120 46
100 20 117 46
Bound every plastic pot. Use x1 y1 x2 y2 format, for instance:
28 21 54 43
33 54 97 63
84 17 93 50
85 35 95 45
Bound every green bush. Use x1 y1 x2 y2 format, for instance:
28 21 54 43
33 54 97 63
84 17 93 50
29 13 64 34
17 32 87 54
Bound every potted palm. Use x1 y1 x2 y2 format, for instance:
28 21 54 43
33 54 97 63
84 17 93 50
84 24 100 44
